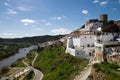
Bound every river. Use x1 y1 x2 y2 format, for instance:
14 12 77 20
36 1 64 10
0 45 38 69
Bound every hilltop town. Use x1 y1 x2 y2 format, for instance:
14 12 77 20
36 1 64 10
66 14 120 63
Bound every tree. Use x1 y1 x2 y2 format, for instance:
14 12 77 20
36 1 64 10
108 20 114 24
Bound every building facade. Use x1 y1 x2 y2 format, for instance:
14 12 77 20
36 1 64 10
66 14 120 62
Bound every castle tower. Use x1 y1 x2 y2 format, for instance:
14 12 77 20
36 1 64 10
100 14 108 25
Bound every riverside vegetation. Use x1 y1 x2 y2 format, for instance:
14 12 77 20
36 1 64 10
0 51 36 80
0 35 64 60
34 45 89 80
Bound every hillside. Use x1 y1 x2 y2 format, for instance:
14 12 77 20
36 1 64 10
34 45 88 80
0 35 64 60
0 35 64 44
87 62 120 80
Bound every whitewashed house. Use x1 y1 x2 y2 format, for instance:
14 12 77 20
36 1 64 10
66 19 103 59
66 14 120 62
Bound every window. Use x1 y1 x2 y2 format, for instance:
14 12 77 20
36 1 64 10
87 44 90 47
89 52 91 56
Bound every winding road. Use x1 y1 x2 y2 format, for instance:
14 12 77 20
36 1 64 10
23 52 43 80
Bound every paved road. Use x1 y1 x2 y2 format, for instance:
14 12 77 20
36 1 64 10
74 64 92 80
33 68 43 80
23 52 43 80
32 52 43 80
32 52 38 67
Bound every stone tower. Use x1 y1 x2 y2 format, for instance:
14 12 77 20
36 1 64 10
100 14 108 25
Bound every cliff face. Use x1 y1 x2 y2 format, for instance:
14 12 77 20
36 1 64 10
87 67 106 80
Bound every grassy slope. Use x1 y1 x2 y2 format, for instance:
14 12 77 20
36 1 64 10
93 62 120 80
11 58 25 67
11 51 36 67
35 46 88 80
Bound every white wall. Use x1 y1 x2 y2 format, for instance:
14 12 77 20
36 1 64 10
80 35 95 47
85 22 103 32
65 47 76 56
71 35 95 48
72 36 81 48
98 33 120 41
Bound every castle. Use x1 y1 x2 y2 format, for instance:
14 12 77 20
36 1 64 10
66 14 120 62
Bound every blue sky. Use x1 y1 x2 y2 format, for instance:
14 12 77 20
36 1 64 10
0 0 120 38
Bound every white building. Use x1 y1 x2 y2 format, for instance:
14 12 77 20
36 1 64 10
66 14 120 61
66 20 103 60
94 32 120 62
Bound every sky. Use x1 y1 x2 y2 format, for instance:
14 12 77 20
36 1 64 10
0 0 120 38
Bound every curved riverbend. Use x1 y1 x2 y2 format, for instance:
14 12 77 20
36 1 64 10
0 45 38 69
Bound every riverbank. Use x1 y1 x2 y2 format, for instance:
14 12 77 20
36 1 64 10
0 50 39 80
0 45 37 70
0 43 31 60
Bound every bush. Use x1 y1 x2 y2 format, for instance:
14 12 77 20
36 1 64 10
0 66 9 75
25 70 34 80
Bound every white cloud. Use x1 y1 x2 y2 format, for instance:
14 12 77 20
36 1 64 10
4 3 8 6
0 32 41 38
20 19 36 25
6 9 17 14
57 17 62 20
82 10 88 14
0 33 19 38
45 22 51 26
51 28 71 35
17 6 31 11
100 1 108 6
93 0 99 3
112 8 117 11
32 28 43 31
51 16 63 20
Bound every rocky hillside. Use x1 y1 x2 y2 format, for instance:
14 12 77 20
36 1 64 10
87 62 120 80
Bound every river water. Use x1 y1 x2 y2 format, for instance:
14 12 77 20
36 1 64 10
0 45 38 69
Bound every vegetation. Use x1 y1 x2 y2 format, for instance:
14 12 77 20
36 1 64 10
23 70 34 80
35 46 89 80
0 45 18 60
11 58 25 67
0 66 9 75
0 35 64 45
0 35 64 60
93 62 120 80
24 51 36 66
102 20 120 32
